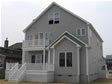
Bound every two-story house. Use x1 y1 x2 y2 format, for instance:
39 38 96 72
6 2 107 83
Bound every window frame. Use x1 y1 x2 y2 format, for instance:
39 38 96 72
48 12 60 24
59 51 72 67
76 28 86 36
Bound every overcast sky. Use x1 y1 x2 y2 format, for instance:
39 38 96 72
1 0 112 56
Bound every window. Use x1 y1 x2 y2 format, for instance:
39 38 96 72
48 12 60 24
59 52 72 67
66 52 72 67
35 34 38 39
31 55 35 63
40 33 43 39
76 28 86 36
59 53 65 67
48 13 53 24
45 32 49 40
54 13 60 24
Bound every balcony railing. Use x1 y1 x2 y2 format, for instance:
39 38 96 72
23 39 49 48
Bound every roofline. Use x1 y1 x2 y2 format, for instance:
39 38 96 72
47 31 88 49
51 35 81 48
87 23 103 42
23 2 90 32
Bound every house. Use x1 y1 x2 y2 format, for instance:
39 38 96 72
106 55 112 72
0 38 22 79
6 2 107 83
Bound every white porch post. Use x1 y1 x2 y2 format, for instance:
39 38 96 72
43 49 45 71
53 48 55 64
86 47 89 82
48 49 50 64
22 50 25 64
77 47 80 82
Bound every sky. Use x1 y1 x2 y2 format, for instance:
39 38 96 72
1 0 112 56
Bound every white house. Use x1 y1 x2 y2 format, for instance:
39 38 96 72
5 2 107 83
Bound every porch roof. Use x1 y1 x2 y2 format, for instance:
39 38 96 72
47 31 88 49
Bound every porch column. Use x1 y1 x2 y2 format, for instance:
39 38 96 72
48 49 50 64
43 49 45 71
77 47 80 82
22 50 25 64
53 48 55 64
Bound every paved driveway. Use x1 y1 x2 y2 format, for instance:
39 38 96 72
0 74 112 84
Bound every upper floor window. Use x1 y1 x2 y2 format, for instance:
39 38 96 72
48 12 60 24
48 13 53 24
76 28 86 36
40 33 43 39
54 13 60 24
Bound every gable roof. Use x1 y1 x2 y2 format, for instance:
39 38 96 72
47 31 88 49
23 2 90 33
8 42 22 50
23 2 103 42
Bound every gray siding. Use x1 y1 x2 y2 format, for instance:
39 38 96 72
54 38 78 82
88 28 104 81
26 5 88 44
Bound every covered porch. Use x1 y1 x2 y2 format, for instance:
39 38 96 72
22 49 53 72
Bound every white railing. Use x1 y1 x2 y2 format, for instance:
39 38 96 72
17 63 26 82
23 39 49 48
9 63 19 79
6 62 17 71
24 63 54 71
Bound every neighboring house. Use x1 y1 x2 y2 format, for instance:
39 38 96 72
0 38 22 79
106 55 112 72
6 2 107 83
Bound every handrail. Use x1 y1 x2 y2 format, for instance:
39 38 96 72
9 63 19 79
16 63 26 81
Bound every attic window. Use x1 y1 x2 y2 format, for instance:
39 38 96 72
48 13 53 24
54 13 60 24
48 12 60 24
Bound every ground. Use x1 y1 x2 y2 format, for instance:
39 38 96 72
0 74 112 84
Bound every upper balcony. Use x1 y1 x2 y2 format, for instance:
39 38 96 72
22 39 49 50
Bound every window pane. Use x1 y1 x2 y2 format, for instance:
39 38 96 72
31 55 35 63
67 52 72 67
77 29 80 35
48 13 53 20
45 33 48 40
82 29 86 35
40 33 43 39
59 53 65 67
48 13 53 24
54 13 60 24
35 34 38 39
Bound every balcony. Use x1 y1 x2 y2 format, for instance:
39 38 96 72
22 39 49 50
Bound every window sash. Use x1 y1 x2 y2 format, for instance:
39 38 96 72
59 52 72 67
40 33 43 39
76 28 86 36
66 52 72 67
59 53 65 67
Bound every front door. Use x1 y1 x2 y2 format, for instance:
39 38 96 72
36 54 42 63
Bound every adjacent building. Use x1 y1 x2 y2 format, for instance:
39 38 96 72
106 55 112 72
0 38 22 79
6 2 107 83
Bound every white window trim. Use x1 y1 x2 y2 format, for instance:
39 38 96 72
48 12 60 24
53 12 60 22
59 51 73 67
76 28 86 36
